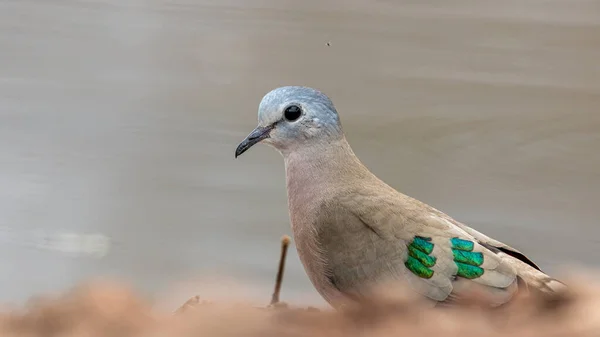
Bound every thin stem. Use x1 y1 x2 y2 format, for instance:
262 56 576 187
270 235 291 305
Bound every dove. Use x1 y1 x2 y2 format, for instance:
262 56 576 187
234 86 564 308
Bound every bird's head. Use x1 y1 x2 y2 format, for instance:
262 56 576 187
235 86 343 158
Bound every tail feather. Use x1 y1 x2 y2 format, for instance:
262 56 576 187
498 251 566 295
473 238 565 295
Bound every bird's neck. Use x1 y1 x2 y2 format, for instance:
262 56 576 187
283 137 371 204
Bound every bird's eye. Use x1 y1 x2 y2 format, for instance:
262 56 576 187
284 105 302 122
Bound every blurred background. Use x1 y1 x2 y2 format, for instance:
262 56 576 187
0 0 598 308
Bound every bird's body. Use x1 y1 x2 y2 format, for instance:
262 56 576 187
235 86 564 308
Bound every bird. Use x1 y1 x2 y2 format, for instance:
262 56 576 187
234 86 565 308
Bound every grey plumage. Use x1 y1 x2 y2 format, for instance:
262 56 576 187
235 86 565 308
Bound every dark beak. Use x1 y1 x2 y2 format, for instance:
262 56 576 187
235 125 273 158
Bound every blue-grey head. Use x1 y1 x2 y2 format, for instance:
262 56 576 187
235 86 343 158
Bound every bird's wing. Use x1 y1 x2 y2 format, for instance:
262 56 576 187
424 208 565 294
331 190 520 305
446 218 565 294
448 219 541 270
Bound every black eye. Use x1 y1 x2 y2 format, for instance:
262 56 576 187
284 105 302 122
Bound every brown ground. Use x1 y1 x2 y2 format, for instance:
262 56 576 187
1 273 599 337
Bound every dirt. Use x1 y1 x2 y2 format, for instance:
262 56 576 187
0 273 598 337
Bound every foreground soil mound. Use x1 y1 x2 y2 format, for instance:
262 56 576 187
0 274 598 337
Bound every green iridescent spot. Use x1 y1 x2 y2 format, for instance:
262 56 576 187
450 238 485 279
412 236 434 254
450 237 474 251
406 236 436 279
408 244 437 267
405 256 434 279
455 262 484 279
452 249 483 266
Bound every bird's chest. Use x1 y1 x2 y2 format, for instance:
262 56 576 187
288 193 346 302
288 198 329 284
290 197 402 302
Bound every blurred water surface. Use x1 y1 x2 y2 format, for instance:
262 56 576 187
0 0 599 307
